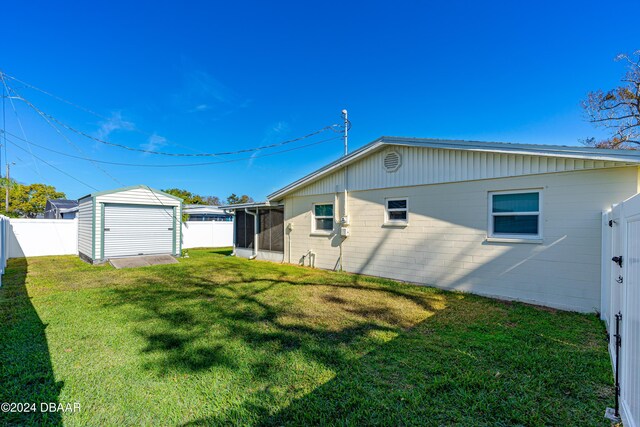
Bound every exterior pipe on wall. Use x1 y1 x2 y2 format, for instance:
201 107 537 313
286 222 293 264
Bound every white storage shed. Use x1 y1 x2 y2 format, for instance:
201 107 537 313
77 185 182 263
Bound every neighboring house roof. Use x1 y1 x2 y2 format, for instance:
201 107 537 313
267 136 640 200
59 206 79 214
48 199 79 210
183 205 230 215
220 202 283 210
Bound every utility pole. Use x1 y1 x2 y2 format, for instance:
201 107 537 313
342 109 348 156
1 70 5 184
5 162 13 214
339 109 350 272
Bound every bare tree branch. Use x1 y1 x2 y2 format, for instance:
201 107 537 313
583 51 640 149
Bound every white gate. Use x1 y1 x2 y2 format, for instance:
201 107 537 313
603 193 640 427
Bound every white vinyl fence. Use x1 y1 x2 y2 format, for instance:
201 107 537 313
8 219 79 258
182 221 233 249
0 216 9 286
0 218 232 266
602 193 640 427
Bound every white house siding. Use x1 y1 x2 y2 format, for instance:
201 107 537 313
94 188 181 259
283 166 639 312
289 145 633 197
77 197 93 258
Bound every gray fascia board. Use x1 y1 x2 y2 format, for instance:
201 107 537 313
381 136 640 162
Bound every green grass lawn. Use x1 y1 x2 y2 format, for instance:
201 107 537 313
0 248 614 426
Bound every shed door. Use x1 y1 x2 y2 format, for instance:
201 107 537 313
103 204 174 258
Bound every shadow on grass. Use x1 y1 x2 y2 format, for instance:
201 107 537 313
259 307 611 426
107 268 438 375
0 258 63 426
208 248 233 256
103 256 613 426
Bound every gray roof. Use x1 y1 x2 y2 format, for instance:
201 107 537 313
183 205 229 215
267 136 640 200
219 201 283 210
48 199 79 209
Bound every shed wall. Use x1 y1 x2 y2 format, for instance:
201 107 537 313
289 145 633 197
93 188 181 261
77 197 93 259
284 166 639 312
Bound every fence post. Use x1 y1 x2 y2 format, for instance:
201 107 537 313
0 216 7 287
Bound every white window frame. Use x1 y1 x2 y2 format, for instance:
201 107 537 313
384 197 409 225
488 189 542 241
311 202 334 235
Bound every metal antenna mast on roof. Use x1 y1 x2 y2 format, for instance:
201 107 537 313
342 109 348 156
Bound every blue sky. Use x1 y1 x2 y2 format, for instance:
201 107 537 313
1 0 638 201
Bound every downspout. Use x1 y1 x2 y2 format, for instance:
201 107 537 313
245 208 258 259
287 222 293 264
230 209 237 256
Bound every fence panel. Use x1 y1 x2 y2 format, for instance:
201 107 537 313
8 219 78 258
182 221 233 249
603 193 640 427
0 216 8 286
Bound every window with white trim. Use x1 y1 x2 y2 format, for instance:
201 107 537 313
488 190 541 239
385 198 408 224
312 203 334 233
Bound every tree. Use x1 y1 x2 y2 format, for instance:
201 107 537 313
162 188 204 204
203 195 221 206
162 188 222 206
0 178 19 217
226 193 254 205
9 183 65 218
583 51 640 149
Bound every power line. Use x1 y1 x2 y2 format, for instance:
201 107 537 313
1 72 216 155
0 73 44 178
8 138 98 191
3 131 342 168
1 71 5 178
5 81 123 186
6 84 342 157
1 72 108 120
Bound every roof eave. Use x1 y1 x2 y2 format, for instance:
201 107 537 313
267 136 640 200
267 139 385 200
220 201 284 210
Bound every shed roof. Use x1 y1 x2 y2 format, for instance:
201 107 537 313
78 185 183 202
268 136 640 200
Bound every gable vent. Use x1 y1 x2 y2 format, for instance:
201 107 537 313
383 151 401 172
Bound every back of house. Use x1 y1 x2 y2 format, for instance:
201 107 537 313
229 136 640 313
